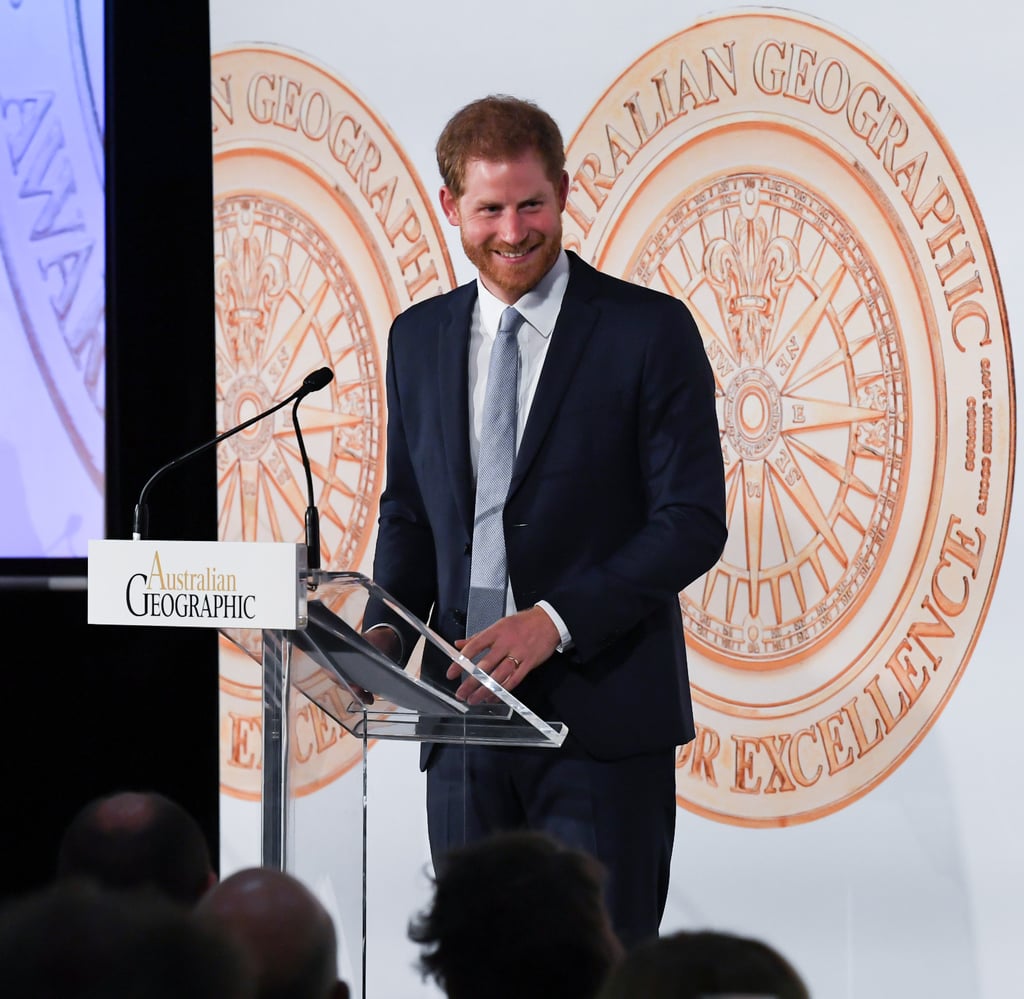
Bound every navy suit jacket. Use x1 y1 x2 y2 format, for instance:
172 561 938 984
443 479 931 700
367 252 727 762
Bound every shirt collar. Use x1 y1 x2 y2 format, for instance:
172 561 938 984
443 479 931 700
476 249 569 339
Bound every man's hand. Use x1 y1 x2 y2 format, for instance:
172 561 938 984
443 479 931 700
447 606 560 704
355 625 403 705
363 624 402 662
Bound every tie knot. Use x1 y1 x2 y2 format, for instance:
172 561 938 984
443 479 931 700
497 306 524 337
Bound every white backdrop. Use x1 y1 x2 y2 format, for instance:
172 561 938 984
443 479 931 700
210 3 1023 996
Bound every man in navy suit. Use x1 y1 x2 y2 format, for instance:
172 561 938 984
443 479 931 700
364 95 726 949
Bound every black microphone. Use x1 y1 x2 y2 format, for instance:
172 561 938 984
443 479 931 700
298 366 334 394
132 367 335 542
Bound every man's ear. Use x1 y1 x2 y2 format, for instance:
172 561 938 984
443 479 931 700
439 186 461 226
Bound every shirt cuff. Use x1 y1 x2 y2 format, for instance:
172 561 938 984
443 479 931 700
535 600 573 652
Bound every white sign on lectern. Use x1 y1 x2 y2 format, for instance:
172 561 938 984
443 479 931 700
87 539 305 629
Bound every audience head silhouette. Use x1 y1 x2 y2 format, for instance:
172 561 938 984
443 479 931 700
56 789 216 906
409 829 623 999
196 866 349 999
595 928 810 999
0 879 254 998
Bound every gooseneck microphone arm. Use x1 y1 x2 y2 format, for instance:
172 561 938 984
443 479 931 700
291 368 334 571
132 367 335 541
293 395 320 570
132 395 290 540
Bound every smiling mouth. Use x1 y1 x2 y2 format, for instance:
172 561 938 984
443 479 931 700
495 245 535 259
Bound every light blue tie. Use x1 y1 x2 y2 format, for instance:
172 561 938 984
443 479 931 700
466 306 524 636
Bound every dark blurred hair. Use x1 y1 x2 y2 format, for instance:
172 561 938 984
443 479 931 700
595 928 810 999
0 880 252 999
195 866 346 999
409 830 622 999
436 94 565 198
56 790 213 906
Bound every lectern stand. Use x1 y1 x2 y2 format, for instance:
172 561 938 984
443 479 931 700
231 569 566 999
88 543 565 999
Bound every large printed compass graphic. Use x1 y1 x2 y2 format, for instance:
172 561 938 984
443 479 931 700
214 195 380 573
661 175 907 668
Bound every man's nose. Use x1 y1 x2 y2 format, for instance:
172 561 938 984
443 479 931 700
499 210 528 245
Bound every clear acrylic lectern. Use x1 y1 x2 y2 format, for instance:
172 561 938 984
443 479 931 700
224 569 566 999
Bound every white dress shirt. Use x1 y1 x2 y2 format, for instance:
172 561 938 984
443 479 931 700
469 250 572 649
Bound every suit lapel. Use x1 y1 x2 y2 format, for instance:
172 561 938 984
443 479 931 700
511 257 600 493
437 284 478 534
